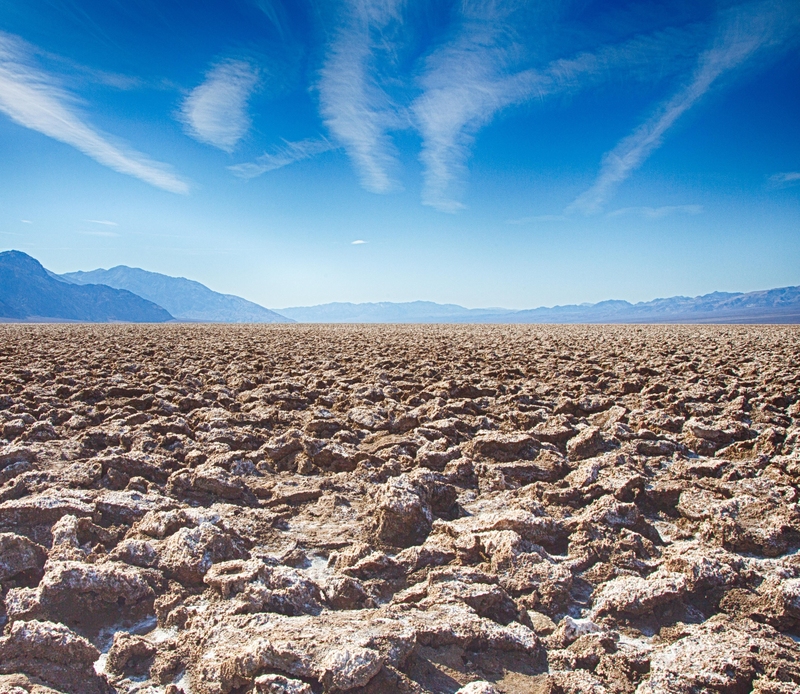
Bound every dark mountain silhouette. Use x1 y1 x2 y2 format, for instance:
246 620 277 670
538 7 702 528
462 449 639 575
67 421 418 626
0 251 172 322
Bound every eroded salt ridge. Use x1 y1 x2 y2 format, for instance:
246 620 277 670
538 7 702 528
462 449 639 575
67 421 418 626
0 324 798 694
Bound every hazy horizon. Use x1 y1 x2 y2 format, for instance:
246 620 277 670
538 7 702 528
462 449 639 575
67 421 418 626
1 0 798 310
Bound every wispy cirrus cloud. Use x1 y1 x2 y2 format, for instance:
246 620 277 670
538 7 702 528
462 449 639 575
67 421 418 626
568 0 799 215
607 204 703 218
0 32 189 194
318 0 405 194
180 59 260 152
86 219 118 226
229 137 336 179
411 2 522 212
769 171 800 187
37 52 144 91
411 4 707 213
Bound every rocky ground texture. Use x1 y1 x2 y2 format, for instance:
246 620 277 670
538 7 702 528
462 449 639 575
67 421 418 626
0 324 799 694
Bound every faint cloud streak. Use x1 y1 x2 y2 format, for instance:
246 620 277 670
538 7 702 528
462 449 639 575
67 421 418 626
86 219 118 226
229 137 336 179
181 59 259 152
80 229 118 237
251 0 290 39
769 171 800 187
0 32 189 194
351 239 367 244
607 204 703 218
507 214 569 224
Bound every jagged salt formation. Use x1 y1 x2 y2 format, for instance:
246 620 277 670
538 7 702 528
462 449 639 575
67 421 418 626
0 324 798 693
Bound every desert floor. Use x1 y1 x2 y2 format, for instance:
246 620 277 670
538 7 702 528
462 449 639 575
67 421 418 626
0 324 798 694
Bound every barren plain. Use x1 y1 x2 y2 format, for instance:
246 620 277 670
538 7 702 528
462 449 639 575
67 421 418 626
0 324 799 694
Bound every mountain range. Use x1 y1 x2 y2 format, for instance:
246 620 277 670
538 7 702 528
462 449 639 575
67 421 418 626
278 288 800 324
275 301 515 323
0 251 172 323
1 249 798 324
60 266 290 323
485 287 800 324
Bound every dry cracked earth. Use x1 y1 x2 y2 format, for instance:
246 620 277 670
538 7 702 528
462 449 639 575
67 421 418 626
0 324 799 694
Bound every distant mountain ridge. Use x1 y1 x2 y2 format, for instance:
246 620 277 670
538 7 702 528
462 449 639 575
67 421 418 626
61 266 292 323
276 301 515 323
279 286 800 324
0 251 172 323
494 286 800 324
3 250 798 324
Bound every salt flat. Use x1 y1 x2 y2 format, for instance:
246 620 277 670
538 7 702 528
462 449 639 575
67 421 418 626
0 324 798 694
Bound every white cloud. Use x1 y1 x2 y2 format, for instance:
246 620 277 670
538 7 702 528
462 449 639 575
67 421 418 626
317 0 404 194
20 219 32 224
229 137 336 179
86 219 118 226
351 239 367 244
309 0 724 214
411 7 706 213
411 3 524 213
769 171 800 187
180 59 259 152
607 205 703 218
0 32 189 194
567 0 799 215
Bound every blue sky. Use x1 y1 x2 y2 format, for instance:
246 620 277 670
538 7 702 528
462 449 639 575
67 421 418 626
0 0 798 309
